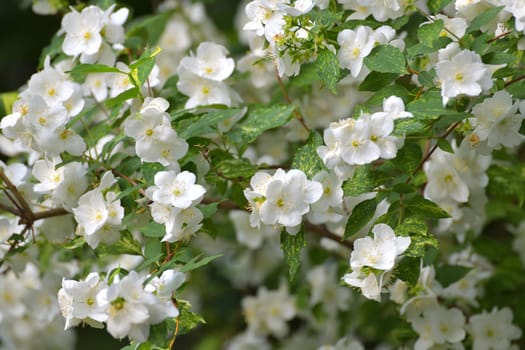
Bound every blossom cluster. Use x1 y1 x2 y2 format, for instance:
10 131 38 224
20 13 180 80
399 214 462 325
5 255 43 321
317 96 412 180
58 269 184 342
244 168 323 234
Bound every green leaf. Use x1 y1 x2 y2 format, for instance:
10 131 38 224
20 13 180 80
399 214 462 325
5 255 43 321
280 229 306 282
179 254 222 273
406 195 451 219
435 265 472 287
359 72 398 92
214 158 258 180
140 222 165 238
437 138 454 153
364 84 410 107
392 142 422 175
228 104 296 148
316 49 340 93
178 108 243 139
364 45 407 74
397 256 421 286
69 64 123 83
418 20 444 48
291 131 325 178
176 300 206 335
289 63 320 87
393 118 429 136
105 87 141 107
0 91 18 116
144 238 162 259
129 46 161 88
467 6 504 33
142 162 165 185
343 166 390 196
396 217 438 258
126 11 172 47
428 0 454 13
198 202 218 219
344 197 377 239
96 231 143 256
407 89 447 119
309 9 344 27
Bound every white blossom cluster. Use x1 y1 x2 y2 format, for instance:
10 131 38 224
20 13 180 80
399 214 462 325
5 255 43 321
244 168 323 234
0 262 76 349
241 284 296 338
177 41 237 108
338 25 405 78
72 171 124 249
317 96 412 180
124 97 188 169
389 247 521 350
58 269 185 342
343 223 410 301
436 42 494 105
146 170 206 242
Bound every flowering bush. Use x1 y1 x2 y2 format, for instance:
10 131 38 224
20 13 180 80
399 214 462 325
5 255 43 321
0 0 525 349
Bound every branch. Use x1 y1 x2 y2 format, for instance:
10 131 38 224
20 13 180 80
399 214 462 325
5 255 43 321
0 168 32 219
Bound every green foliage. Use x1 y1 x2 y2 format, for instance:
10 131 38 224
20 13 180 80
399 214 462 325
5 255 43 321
364 45 408 74
344 197 377 239
178 108 243 139
291 131 325 178
467 6 504 33
316 49 340 93
129 47 161 89
280 229 306 282
405 195 451 219
428 0 454 14
343 166 390 196
435 265 472 287
69 64 123 83
417 20 444 48
228 104 296 148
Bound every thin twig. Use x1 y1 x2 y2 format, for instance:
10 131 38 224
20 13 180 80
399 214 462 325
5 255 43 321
274 69 310 132
504 74 525 88
0 169 32 218
406 120 462 184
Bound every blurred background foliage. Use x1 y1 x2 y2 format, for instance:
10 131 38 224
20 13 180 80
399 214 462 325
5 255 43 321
0 0 242 92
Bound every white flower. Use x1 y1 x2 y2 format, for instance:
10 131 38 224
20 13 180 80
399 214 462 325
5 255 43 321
177 68 233 108
149 170 206 209
350 223 410 271
73 188 109 236
32 159 64 193
57 272 108 329
249 169 323 233
424 149 469 203
470 90 525 148
179 42 235 81
468 307 522 350
61 6 105 57
242 285 296 338
337 26 375 77
412 305 466 350
97 271 154 342
436 43 493 105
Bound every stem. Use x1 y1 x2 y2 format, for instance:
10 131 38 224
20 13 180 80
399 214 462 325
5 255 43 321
406 120 462 184
504 74 525 88
274 69 310 132
0 169 32 219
